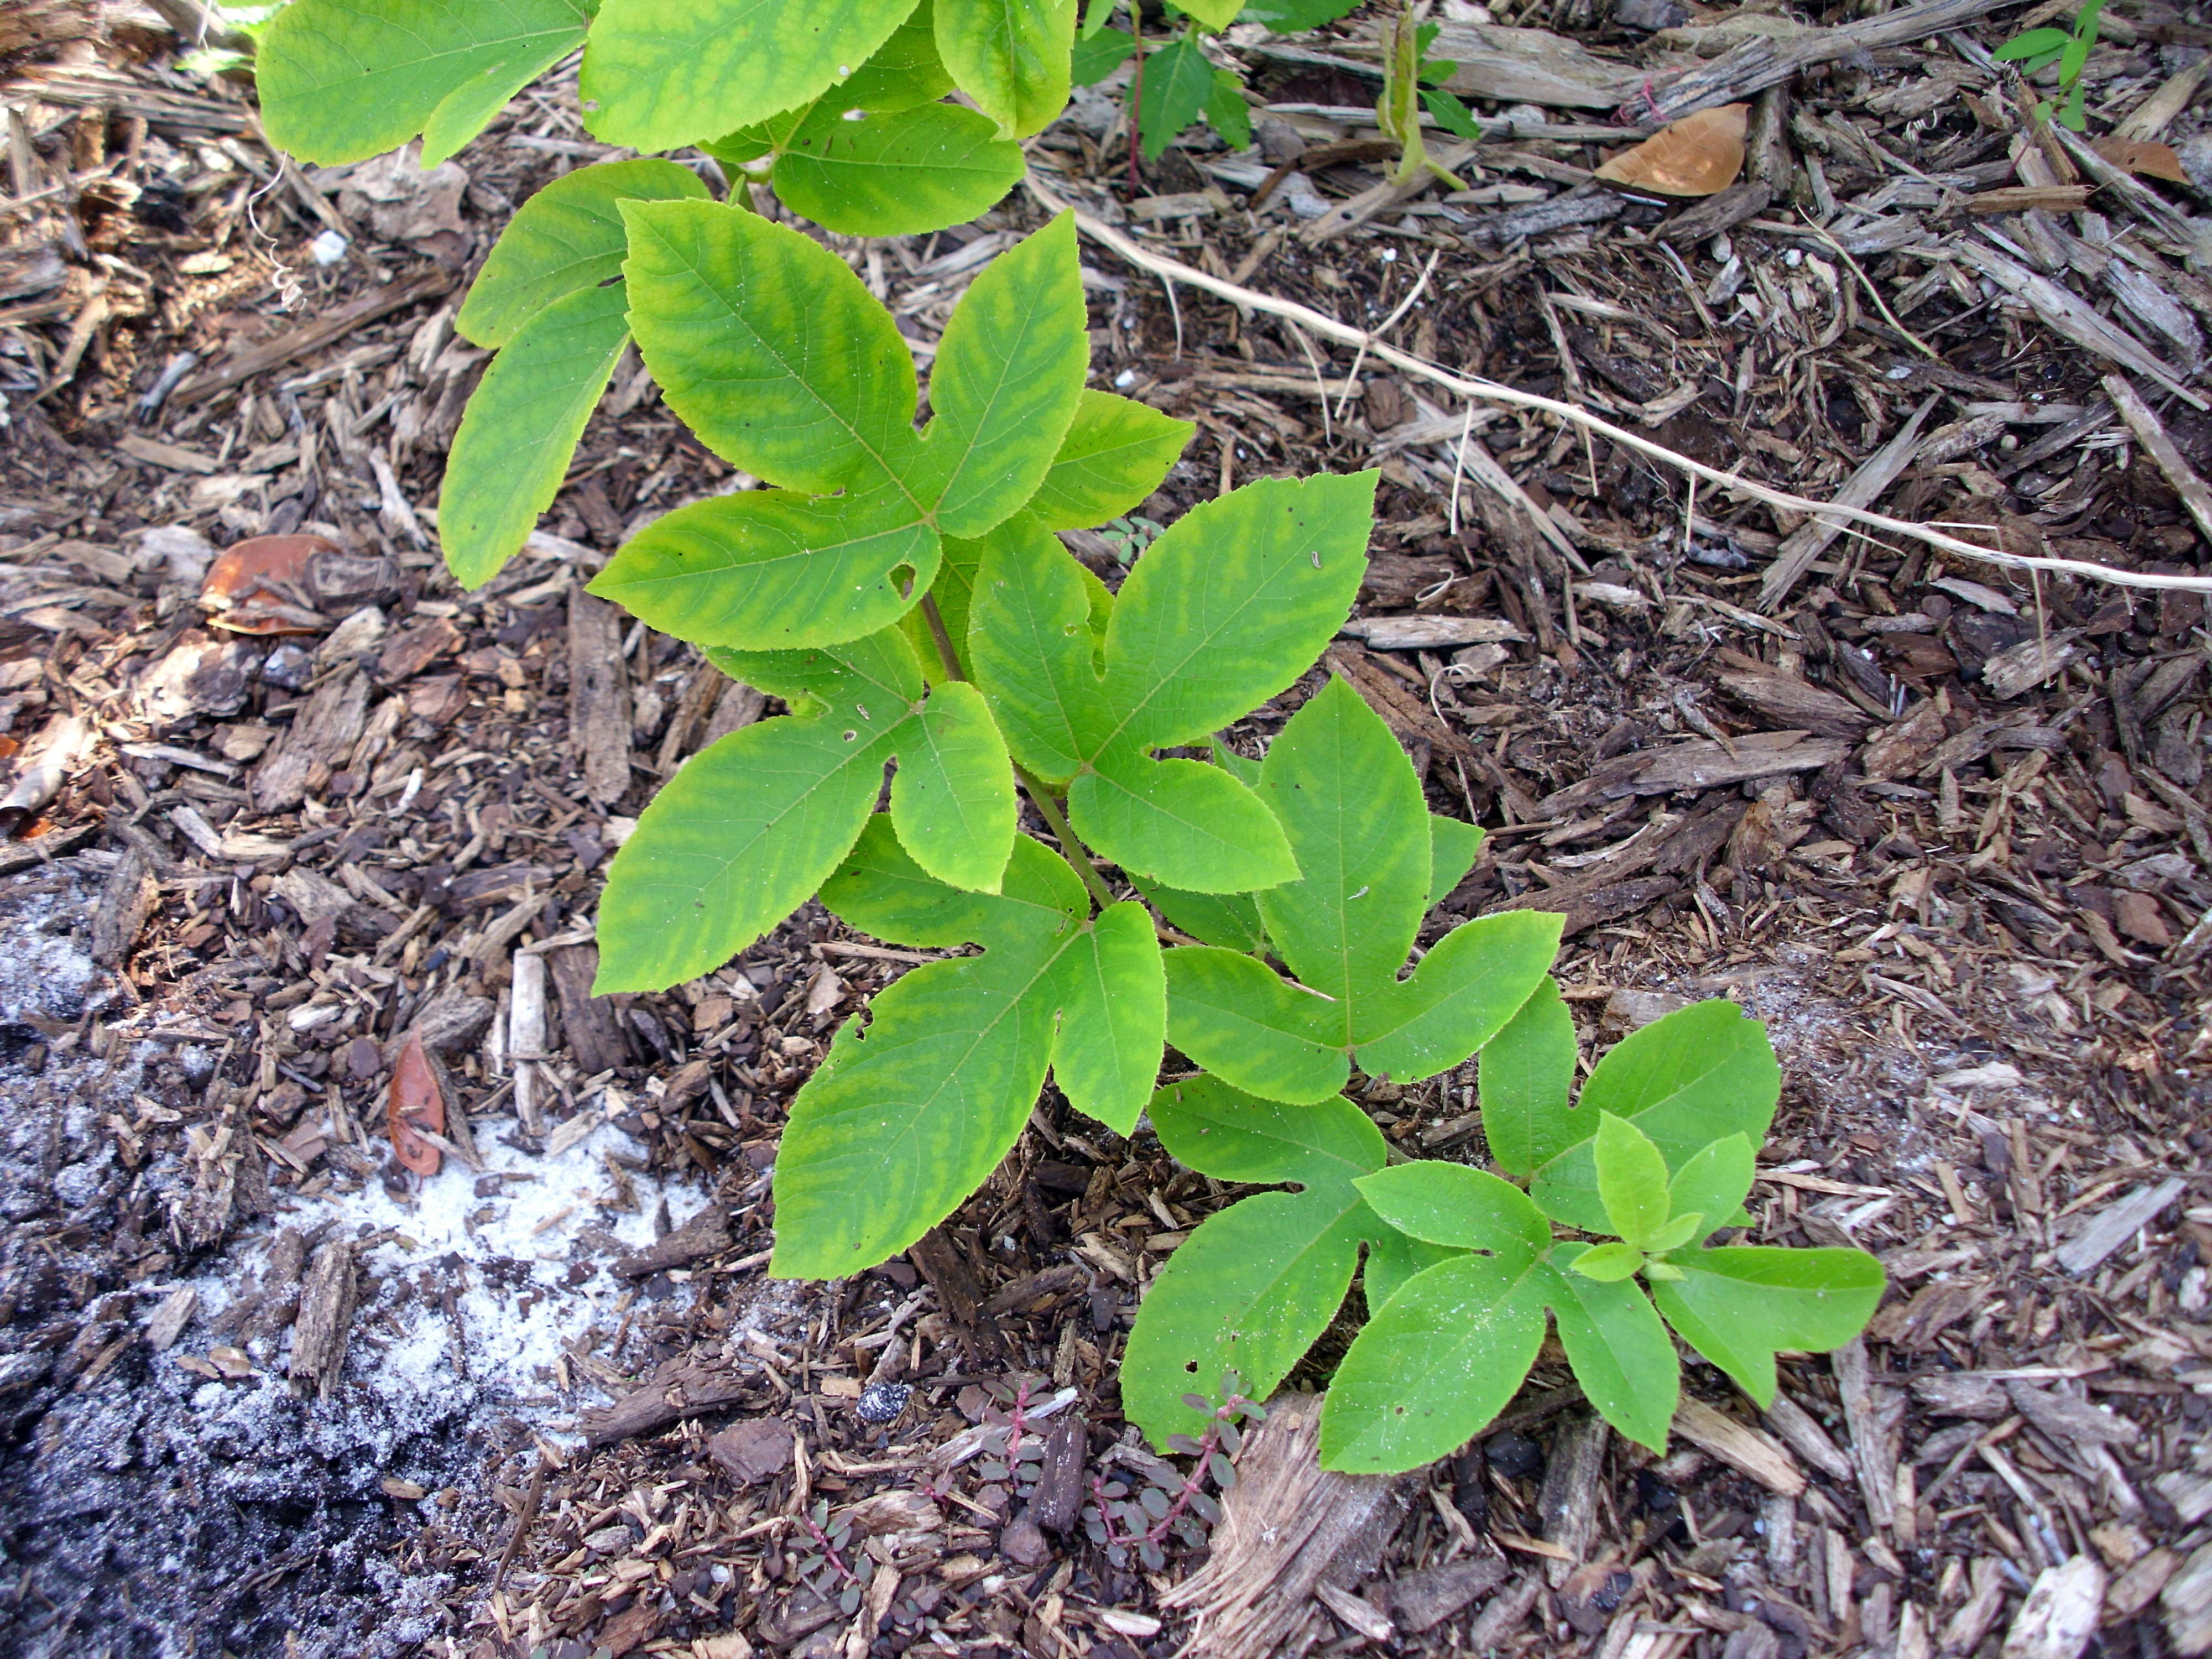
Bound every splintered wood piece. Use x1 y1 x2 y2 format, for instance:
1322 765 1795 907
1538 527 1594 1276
1536 1411 1610 1583
2089 138 2188 182
90 847 158 967
568 588 632 806
1595 104 1749 196
387 1029 445 1177
289 1240 357 1399
1674 1395 1806 1496
2001 1557 2106 1659
1161 1392 1415 1659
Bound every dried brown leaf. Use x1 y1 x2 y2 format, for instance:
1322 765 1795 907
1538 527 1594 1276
1594 105 1748 197
387 1028 444 1176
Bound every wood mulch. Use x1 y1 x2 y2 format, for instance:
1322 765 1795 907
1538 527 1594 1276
1 4 2208 1658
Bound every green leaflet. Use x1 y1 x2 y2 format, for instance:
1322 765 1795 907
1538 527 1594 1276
1478 977 1577 1178
1177 0 1244 30
258 0 591 166
968 473 1375 892
1162 947 1342 1103
1354 1162 1549 1253
1123 1077 1386 1443
599 206 1092 650
1071 25 1135 84
441 283 630 591
935 0 1078 137
1594 1112 1672 1249
1206 69 1253 149
1069 754 1298 894
619 198 921 495
1531 999 1780 1231
1133 878 1264 953
1026 391 1193 531
592 627 1013 992
1427 813 1484 908
1361 1229 1459 1315
1669 1134 1756 1235
915 215 1088 538
1137 34 1214 160
1164 676 1559 1094
582 0 921 151
772 821 1163 1274
1650 1246 1886 1406
1546 1245 1679 1452
589 484 939 650
773 102 1025 238
1319 1243 1551 1474
837 0 956 108
457 159 707 350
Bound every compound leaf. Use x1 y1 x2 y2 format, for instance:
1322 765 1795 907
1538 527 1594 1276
594 628 1010 990
1594 1111 1672 1249
441 282 630 590
621 197 921 495
935 0 1078 137
591 483 937 650
1167 677 1558 1100
1319 1243 1550 1473
1571 1242 1644 1281
1478 977 1577 1178
458 159 707 349
1532 999 1778 1232
971 476 1373 891
919 214 1088 537
1071 24 1135 84
1994 25 2071 58
773 823 1163 1274
1205 67 1253 147
259 0 589 166
583 0 921 151
1353 1162 1549 1253
1025 390 1193 533
1543 1250 1678 1451
773 100 1024 237
1124 1078 1385 1443
1650 1246 1886 1406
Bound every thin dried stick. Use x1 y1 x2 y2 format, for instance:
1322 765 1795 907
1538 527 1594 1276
1334 246 1440 426
1025 173 2212 599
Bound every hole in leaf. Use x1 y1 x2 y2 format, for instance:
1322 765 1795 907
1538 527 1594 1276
889 563 916 598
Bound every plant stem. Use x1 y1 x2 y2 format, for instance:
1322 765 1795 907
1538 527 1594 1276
1015 762 1121 911
1126 20 1145 194
917 594 1123 913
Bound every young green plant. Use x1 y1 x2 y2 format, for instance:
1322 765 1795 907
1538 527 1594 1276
1995 0 2104 132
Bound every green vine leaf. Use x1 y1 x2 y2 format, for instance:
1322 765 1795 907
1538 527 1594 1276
1024 391 1194 533
836 0 957 108
1137 34 1215 161
1648 1246 1886 1406
596 207 1089 649
1669 1133 1756 1232
1427 813 1484 908
1122 1076 1386 1445
592 627 1013 992
1361 1228 1459 1315
934 0 1078 137
1164 676 1561 1099
1354 1161 1548 1252
969 471 1377 892
771 820 1163 1275
259 0 592 165
582 0 924 151
1528 999 1780 1232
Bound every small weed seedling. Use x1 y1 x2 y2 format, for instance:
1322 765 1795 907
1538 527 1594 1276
1995 0 2104 131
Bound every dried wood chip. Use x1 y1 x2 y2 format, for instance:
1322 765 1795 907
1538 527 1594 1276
288 1240 356 1400
568 589 632 806
1161 1392 1416 1659
1537 1410 1611 1578
2054 1177 2184 1275
709 1417 795 1484
612 1206 731 1277
2001 1557 2106 1659
1381 1548 1510 1634
1673 1395 1805 1496
2165 1543 2212 1657
253 666 368 812
90 847 158 967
